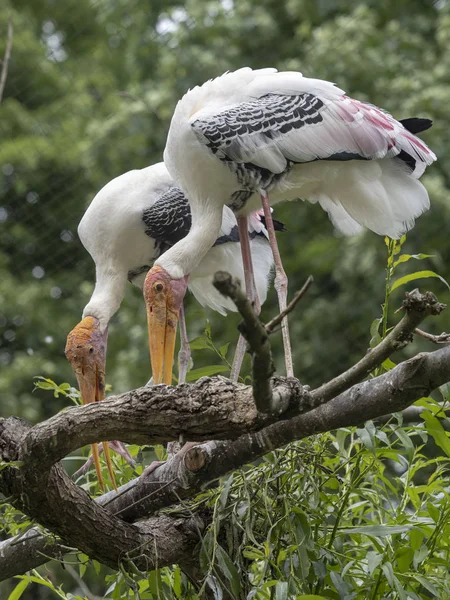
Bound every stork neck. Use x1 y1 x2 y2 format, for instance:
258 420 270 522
82 266 127 332
155 203 223 279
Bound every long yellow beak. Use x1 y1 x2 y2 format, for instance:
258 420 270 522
147 294 179 385
144 266 188 386
76 366 117 492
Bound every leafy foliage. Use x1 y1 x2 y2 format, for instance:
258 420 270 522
2 0 450 598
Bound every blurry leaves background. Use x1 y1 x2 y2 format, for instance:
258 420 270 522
1 0 450 598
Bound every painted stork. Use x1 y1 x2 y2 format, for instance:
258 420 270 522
65 161 281 490
143 67 436 386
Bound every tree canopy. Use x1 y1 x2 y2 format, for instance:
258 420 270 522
1 1 450 598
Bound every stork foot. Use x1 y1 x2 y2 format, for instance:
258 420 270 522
141 441 198 478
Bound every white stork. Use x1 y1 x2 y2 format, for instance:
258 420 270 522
143 67 436 385
65 161 280 490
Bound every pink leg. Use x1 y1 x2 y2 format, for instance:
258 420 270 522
237 216 260 311
260 190 294 377
177 302 190 384
230 216 261 382
142 442 198 477
230 334 247 382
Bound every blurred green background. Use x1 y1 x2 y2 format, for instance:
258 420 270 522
0 0 449 595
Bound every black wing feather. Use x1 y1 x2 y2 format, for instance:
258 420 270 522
192 93 324 161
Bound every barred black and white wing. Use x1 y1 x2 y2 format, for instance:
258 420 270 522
191 91 435 179
142 186 192 248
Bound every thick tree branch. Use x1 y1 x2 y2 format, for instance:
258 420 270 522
20 376 305 472
2 343 450 580
0 417 206 576
14 291 440 474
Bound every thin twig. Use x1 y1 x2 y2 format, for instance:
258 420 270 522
415 328 450 345
0 16 13 105
310 289 446 406
213 271 279 414
265 275 314 334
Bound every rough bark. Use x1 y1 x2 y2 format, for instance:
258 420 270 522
0 417 206 573
1 342 450 581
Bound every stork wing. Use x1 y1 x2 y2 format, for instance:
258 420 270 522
191 93 435 177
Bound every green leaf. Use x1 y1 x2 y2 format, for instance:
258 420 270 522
413 545 428 569
381 562 395 587
219 474 233 509
396 547 414 573
369 317 382 347
0 460 23 472
393 253 434 267
275 581 288 600
356 425 375 453
205 575 223 600
296 597 329 600
381 358 396 371
215 546 241 596
185 365 229 381
243 547 265 560
92 559 101 575
339 525 412 536
20 576 55 591
188 336 212 351
8 579 29 600
367 551 383 575
394 428 414 460
422 411 450 457
219 343 230 358
390 270 450 292
413 575 439 597
409 528 425 551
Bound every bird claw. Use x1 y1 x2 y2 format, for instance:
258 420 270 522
141 441 199 479
142 460 166 477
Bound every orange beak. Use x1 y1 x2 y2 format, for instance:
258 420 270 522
66 317 117 491
143 267 188 385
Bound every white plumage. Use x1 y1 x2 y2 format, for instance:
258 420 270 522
78 161 275 330
159 67 436 280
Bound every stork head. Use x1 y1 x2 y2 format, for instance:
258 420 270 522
143 266 188 385
65 316 108 405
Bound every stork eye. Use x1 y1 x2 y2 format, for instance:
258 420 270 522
89 347 94 354
155 282 164 292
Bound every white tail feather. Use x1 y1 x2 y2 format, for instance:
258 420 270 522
305 158 430 239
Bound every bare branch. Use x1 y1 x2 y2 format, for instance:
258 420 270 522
310 290 445 405
265 275 314 334
415 327 450 344
0 16 13 104
19 375 305 471
0 416 206 577
12 291 444 476
213 271 278 413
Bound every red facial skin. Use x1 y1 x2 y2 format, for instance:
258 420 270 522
143 266 188 385
65 316 116 491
